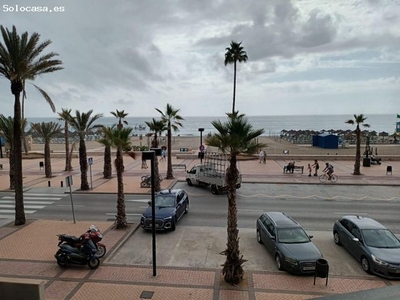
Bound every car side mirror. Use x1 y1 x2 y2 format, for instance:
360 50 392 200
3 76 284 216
309 235 314 239
352 237 360 243
147 201 151 206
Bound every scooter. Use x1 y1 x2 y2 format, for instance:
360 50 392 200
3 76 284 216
57 225 106 258
55 232 100 269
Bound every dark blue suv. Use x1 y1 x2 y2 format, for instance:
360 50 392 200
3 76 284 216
140 189 189 231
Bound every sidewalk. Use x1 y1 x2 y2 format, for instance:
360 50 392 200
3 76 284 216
0 155 399 299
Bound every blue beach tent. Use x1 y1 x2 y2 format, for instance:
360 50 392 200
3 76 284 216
312 133 338 149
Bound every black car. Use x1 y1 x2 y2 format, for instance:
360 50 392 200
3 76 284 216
333 215 400 279
140 189 189 231
256 212 322 274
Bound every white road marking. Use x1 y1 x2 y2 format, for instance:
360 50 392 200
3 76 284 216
238 209 264 212
0 204 45 209
0 200 54 205
2 196 62 201
106 213 142 216
0 209 36 214
126 199 151 202
7 193 66 197
56 205 85 207
333 212 369 215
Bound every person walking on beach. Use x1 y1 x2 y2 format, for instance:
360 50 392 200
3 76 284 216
262 150 267 164
312 159 319 176
307 163 312 177
160 148 166 161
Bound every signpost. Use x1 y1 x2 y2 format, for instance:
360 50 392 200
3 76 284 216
88 157 93 190
66 175 76 224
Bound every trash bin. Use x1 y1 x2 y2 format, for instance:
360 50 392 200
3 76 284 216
387 166 392 175
314 258 329 285
363 157 371 167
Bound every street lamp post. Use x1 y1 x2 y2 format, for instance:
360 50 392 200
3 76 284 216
142 148 161 276
198 128 204 163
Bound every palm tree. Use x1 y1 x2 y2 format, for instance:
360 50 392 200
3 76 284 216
0 25 63 225
145 118 167 192
66 110 103 190
111 109 129 130
102 126 134 229
156 104 184 179
30 122 62 178
0 115 26 189
58 108 73 171
206 111 265 285
98 126 114 179
224 41 248 115
345 114 370 175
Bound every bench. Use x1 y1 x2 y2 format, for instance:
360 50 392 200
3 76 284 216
283 165 304 173
172 164 186 171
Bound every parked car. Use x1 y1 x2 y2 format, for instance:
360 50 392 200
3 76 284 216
140 189 189 231
256 212 323 273
333 215 400 279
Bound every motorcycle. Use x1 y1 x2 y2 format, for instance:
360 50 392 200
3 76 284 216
57 225 106 258
55 232 100 269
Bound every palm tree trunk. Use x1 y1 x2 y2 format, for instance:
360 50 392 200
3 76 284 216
221 155 245 285
103 145 112 179
12 83 25 225
64 121 72 171
79 137 89 190
354 127 361 175
44 142 52 178
166 128 174 179
115 148 127 229
9 147 15 190
232 61 237 114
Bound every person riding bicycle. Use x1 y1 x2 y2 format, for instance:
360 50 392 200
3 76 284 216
323 162 334 180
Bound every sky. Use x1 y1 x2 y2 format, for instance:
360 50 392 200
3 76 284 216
0 0 399 118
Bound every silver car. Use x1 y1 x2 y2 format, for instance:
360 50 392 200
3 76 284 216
333 215 400 279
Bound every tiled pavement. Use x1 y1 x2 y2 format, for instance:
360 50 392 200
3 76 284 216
0 153 400 299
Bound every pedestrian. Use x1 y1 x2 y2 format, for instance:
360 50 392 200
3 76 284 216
259 149 265 163
307 163 312 177
160 148 166 161
312 159 319 176
263 150 267 164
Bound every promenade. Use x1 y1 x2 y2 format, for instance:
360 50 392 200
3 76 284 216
0 151 399 299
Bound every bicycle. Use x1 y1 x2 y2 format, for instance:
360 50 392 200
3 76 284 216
319 172 338 183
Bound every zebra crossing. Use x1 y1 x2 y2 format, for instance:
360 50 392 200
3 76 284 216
0 193 67 219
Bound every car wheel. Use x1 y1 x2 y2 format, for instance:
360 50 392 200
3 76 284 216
333 231 342 246
361 256 371 274
211 185 219 195
275 254 283 271
187 179 193 186
257 230 262 244
184 202 189 214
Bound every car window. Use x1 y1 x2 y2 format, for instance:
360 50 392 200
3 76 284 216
361 229 400 248
351 227 361 240
340 219 351 232
277 228 310 244
155 195 175 207
263 218 275 236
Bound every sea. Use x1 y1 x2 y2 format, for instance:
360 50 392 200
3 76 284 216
26 114 399 137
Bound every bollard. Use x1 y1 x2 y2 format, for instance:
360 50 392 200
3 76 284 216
61 181 63 187
48 181 51 187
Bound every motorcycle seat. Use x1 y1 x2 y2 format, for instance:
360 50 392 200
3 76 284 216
60 244 82 254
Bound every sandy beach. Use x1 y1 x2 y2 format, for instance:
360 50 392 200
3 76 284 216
27 135 400 158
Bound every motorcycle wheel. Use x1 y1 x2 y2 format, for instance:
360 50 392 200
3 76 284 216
56 254 68 268
96 245 106 258
88 257 100 269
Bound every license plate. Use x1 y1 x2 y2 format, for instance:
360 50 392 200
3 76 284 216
303 266 315 271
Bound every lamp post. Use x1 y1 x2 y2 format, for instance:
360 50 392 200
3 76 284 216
198 128 204 163
142 148 161 276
